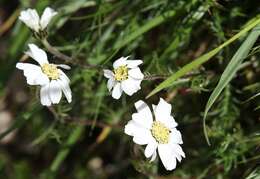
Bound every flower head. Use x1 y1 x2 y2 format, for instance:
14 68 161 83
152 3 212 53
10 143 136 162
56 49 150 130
19 7 57 33
16 44 72 106
125 98 185 171
103 57 144 99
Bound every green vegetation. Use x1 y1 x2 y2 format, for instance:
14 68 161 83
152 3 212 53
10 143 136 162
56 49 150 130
0 0 259 178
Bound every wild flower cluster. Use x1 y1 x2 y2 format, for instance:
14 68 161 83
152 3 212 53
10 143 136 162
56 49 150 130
17 7 184 171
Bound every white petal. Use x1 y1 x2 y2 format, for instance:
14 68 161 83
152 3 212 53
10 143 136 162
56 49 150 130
173 152 182 162
49 80 62 104
134 100 153 125
154 115 178 130
154 98 177 129
128 68 144 80
126 60 143 68
154 98 171 119
152 104 156 111
111 82 122 99
107 78 115 92
26 44 48 65
113 57 128 69
158 144 177 171
169 129 183 144
150 151 157 162
132 112 152 129
56 64 71 70
40 84 51 106
132 128 153 145
145 138 158 158
40 7 57 29
19 9 40 32
166 116 178 129
16 62 49 85
57 79 72 103
121 78 140 96
58 70 70 83
124 120 140 136
36 73 51 86
103 69 114 79
170 143 185 158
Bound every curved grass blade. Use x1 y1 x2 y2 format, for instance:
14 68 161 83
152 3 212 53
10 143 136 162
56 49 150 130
242 92 260 104
146 17 260 98
203 25 260 145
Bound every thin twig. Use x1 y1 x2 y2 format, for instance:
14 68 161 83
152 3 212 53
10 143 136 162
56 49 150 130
42 38 72 62
144 71 211 81
64 117 122 129
144 74 169 80
41 38 103 69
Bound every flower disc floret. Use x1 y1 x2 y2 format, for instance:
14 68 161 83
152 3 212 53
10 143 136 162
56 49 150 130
114 65 128 81
42 63 59 80
151 121 170 144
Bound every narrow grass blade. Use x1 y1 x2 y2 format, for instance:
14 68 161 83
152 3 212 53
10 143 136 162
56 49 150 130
146 17 260 98
242 92 260 104
203 25 260 144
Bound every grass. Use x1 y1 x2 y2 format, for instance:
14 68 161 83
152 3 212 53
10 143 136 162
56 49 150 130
0 0 260 178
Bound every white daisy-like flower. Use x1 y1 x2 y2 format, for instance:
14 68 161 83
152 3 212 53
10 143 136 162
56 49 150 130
103 57 144 99
19 7 57 33
16 44 72 106
125 98 185 171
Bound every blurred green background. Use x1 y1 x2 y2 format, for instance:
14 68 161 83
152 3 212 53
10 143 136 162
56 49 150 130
0 0 260 178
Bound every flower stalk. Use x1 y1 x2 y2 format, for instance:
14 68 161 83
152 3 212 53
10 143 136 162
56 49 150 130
41 38 103 70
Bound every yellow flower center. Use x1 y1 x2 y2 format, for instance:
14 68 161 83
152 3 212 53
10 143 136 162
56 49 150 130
41 63 59 80
114 65 128 81
151 121 170 144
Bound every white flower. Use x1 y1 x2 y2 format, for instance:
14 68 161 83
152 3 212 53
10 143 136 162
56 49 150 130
125 98 185 171
16 44 72 106
19 7 57 33
103 57 144 99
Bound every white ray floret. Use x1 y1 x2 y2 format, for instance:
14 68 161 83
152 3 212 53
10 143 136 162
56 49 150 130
16 44 72 106
103 56 144 99
19 7 57 33
125 98 185 171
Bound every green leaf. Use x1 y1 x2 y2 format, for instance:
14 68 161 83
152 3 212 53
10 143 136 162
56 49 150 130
146 17 260 98
203 25 260 144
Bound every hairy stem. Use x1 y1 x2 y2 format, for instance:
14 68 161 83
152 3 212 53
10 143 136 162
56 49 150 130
41 38 102 69
42 38 72 62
